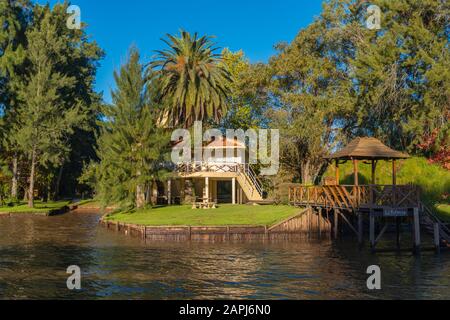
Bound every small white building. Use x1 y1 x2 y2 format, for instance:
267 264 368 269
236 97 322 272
159 137 263 205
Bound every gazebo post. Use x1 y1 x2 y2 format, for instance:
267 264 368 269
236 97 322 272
335 160 340 185
353 158 359 186
392 160 397 186
371 160 376 185
353 158 359 205
392 160 397 206
371 159 377 206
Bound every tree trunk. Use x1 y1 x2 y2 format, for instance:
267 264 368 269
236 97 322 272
151 180 158 205
11 154 18 199
54 164 64 200
145 184 151 205
44 182 51 203
302 160 311 185
135 168 145 209
136 184 146 209
28 149 37 208
23 187 28 202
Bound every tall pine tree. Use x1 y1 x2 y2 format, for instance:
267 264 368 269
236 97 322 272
84 48 170 209
12 5 85 207
348 0 449 151
0 0 30 200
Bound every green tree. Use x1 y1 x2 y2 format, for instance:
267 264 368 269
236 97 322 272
12 5 85 207
2 2 103 203
86 48 170 209
0 0 30 200
348 0 450 152
262 0 449 185
220 49 269 130
149 30 232 128
43 2 104 200
267 5 355 184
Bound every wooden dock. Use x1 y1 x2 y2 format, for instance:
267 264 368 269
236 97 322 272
289 185 449 253
284 137 450 254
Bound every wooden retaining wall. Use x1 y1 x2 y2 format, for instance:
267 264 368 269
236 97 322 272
269 207 332 234
100 208 332 241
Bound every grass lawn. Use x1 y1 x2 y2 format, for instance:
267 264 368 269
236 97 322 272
106 205 300 227
436 204 450 223
75 199 95 206
0 200 71 215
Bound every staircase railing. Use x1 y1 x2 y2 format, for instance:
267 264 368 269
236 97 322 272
238 164 264 199
421 202 450 243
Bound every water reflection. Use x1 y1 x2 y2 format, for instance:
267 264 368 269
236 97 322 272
0 211 448 299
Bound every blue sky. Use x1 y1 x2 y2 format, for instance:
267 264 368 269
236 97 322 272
35 0 324 103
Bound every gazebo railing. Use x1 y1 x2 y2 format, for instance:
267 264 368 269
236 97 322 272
289 185 420 209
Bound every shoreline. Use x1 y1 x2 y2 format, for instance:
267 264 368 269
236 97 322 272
0 205 71 217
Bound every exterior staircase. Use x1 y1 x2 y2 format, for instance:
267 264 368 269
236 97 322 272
420 202 450 247
237 165 264 202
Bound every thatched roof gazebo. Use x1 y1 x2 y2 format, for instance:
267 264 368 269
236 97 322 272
325 137 410 186
288 137 443 254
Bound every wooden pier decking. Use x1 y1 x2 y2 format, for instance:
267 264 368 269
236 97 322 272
289 184 449 253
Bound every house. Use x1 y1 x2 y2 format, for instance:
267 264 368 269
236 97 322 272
158 137 264 205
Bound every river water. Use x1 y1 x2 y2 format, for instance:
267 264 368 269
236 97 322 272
0 210 448 300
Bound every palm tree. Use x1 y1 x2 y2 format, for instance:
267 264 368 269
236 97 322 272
149 30 232 128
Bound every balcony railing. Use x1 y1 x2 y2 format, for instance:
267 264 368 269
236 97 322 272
176 162 240 174
175 162 264 198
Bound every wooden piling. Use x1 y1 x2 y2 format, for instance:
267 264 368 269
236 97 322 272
413 208 421 254
334 210 339 239
308 207 313 238
369 211 375 250
434 223 440 254
358 212 363 248
318 208 322 237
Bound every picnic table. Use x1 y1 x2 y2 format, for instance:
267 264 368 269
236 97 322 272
192 197 217 209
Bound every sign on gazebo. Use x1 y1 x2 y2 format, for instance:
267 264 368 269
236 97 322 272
384 208 409 217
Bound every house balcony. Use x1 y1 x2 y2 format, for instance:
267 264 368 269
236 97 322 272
175 161 246 178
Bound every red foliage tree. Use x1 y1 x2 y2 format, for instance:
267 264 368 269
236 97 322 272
417 128 450 170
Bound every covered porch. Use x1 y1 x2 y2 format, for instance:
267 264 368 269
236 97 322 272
159 175 249 206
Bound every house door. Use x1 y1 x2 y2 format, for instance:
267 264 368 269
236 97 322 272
217 181 232 203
